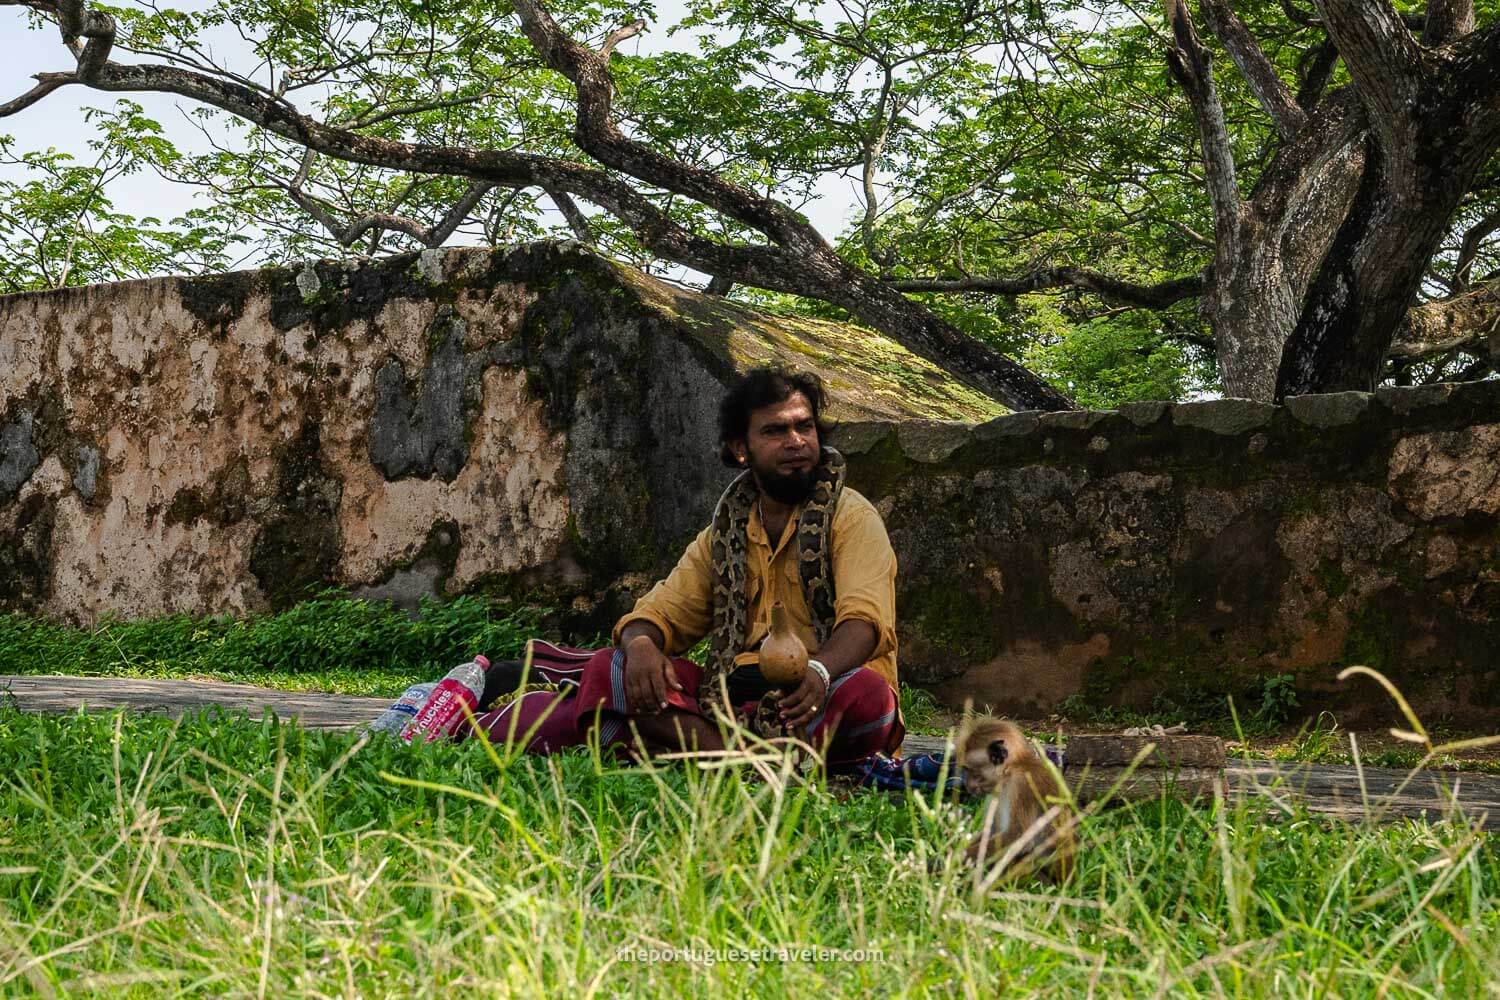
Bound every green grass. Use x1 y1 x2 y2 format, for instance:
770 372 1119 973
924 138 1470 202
0 602 1030 739
0 704 1496 996
897 684 944 733
7 598 1499 777
0 595 544 698
1 604 1497 992
1249 711 1500 775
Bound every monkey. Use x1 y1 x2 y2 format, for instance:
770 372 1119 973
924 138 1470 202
956 717 1076 883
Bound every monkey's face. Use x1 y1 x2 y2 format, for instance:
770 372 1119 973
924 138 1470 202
961 739 1008 796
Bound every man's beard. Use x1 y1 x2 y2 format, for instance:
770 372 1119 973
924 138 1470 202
755 462 817 504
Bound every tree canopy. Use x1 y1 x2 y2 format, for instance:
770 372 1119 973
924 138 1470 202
2 0 1498 407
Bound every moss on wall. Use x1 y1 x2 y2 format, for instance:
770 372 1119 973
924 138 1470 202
0 492 55 610
248 421 343 610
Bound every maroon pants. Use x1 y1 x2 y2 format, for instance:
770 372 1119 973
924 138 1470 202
458 641 903 770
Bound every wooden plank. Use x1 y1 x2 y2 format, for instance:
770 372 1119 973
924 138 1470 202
3 676 1496 828
1070 766 1228 803
901 733 952 757
1066 734 1226 768
901 731 1498 829
900 735 1229 802
0 675 389 731
1227 761 1500 829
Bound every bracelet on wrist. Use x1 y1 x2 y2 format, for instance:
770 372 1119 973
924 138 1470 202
807 658 831 691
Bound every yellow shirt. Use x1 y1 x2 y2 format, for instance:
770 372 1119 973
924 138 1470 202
613 488 899 690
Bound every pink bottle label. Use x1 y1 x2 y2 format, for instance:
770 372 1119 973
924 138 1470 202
400 681 478 743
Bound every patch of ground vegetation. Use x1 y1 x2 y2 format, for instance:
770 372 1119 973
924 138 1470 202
4 598 1497 775
0 705 1496 996
0 594 544 698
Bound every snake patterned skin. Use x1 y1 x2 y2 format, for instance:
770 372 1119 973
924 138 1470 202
702 447 846 719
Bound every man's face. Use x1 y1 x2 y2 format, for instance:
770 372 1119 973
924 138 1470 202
733 393 820 503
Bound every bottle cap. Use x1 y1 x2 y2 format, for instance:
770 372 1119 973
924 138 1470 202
474 654 490 669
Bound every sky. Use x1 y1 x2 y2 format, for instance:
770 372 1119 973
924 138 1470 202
0 1 865 276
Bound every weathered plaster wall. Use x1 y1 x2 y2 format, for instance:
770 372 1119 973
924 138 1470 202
5 244 1500 724
0 242 1000 624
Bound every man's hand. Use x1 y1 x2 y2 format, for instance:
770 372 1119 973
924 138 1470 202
777 668 828 731
623 633 683 715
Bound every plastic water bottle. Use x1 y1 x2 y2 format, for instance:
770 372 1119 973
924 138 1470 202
365 681 438 737
398 655 490 744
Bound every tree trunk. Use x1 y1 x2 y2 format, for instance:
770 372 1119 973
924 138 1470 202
1167 1 1368 401
1278 0 1500 398
1172 0 1500 401
1278 41 1500 396
1217 117 1368 399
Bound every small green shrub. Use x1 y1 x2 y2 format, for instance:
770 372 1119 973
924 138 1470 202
898 683 943 733
1254 672 1301 726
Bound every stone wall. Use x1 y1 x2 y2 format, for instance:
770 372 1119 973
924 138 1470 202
4 244 1500 724
840 382 1500 726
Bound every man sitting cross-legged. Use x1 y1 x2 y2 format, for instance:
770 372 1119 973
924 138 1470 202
457 367 903 770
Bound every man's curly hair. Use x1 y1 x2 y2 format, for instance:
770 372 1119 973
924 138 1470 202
717 367 835 468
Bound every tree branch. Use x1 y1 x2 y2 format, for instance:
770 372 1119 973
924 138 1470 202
1164 0 1242 250
4 58 783 277
599 18 645 57
1389 278 1500 358
1453 209 1500 288
1294 42 1339 110
283 150 495 248
888 268 1207 308
0 76 68 115
1424 0 1474 46
56 0 112 79
0 0 111 107
1199 0 1305 140
545 186 593 242
1311 0 1425 154
505 1 1071 410
859 64 910 265
342 90 498 130
508 0 827 254
1277 0 1321 29
1166 218 1216 249
428 180 497 245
